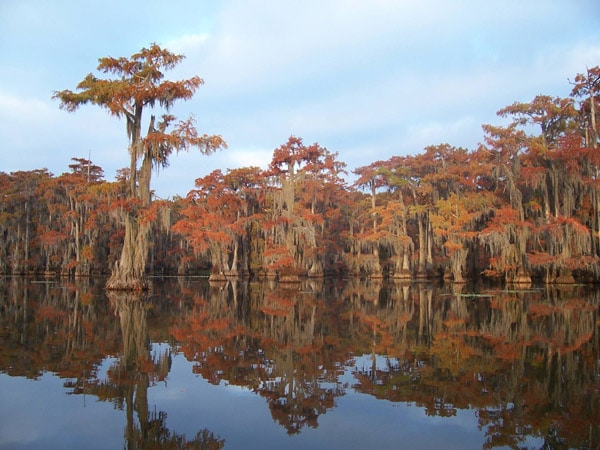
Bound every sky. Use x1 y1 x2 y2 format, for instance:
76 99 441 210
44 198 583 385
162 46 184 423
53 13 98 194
1 1 599 199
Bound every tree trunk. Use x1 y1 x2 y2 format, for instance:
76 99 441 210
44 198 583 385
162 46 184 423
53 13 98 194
106 212 150 290
229 240 239 275
449 247 467 283
106 112 151 290
395 191 412 279
589 69 598 148
369 181 383 277
416 213 433 278
23 200 30 274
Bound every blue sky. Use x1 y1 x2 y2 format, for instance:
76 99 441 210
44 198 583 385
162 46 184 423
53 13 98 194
1 0 599 198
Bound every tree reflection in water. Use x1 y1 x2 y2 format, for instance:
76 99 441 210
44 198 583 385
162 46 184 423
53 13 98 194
348 282 600 449
107 290 225 449
0 277 598 448
0 279 224 449
170 278 349 435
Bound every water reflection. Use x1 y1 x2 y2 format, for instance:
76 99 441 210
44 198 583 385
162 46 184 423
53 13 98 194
0 277 598 449
107 290 224 449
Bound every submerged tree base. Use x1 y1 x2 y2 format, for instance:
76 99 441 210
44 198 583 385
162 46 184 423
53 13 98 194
278 274 301 283
105 279 150 291
507 274 532 286
106 267 150 291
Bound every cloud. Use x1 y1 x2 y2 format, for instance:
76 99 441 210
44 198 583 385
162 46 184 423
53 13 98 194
2 0 599 198
180 0 581 97
164 34 210 56
0 89 124 177
0 91 61 170
176 1 449 94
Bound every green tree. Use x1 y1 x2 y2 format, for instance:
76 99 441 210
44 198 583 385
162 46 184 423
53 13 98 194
53 44 226 290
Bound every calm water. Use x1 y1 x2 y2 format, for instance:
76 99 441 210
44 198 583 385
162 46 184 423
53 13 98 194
0 277 598 449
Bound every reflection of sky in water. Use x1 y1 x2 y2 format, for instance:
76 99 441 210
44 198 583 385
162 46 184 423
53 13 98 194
0 373 124 450
0 345 546 449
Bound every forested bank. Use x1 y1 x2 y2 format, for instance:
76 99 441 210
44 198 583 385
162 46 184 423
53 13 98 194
2 67 600 284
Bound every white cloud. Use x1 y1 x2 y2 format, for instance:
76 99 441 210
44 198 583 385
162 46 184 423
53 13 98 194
179 1 450 94
0 91 62 170
0 90 53 122
164 33 210 56
2 0 599 199
0 89 125 177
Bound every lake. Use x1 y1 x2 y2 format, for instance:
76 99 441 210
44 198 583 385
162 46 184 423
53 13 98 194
0 277 598 449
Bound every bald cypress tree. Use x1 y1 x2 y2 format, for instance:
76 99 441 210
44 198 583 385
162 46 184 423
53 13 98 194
54 44 226 289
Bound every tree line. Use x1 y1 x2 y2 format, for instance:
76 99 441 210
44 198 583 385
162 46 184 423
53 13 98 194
2 44 599 285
